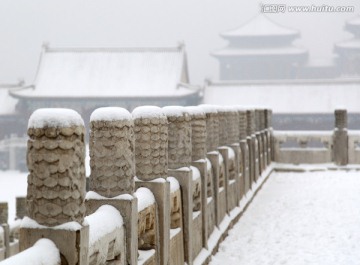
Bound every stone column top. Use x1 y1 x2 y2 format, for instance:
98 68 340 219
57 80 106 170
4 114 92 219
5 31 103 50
90 107 132 124
132 106 167 120
28 108 84 129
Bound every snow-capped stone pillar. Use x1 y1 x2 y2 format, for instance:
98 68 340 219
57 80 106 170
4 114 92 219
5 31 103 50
163 106 205 264
238 108 250 194
87 107 137 265
217 107 241 212
162 106 192 169
89 107 135 196
247 109 259 184
22 108 89 265
26 108 86 226
133 106 168 180
133 106 170 265
255 108 265 174
201 105 227 226
266 109 273 163
333 108 348 165
186 106 213 250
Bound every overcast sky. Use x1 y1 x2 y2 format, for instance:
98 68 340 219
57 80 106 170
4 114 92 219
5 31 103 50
0 0 359 85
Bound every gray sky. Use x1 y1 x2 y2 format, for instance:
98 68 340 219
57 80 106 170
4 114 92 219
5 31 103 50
0 0 359 85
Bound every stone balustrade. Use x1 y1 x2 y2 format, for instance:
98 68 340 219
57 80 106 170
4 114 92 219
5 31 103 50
1 104 275 265
4 105 357 265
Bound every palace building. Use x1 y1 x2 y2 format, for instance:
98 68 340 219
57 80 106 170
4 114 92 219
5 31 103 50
10 43 201 127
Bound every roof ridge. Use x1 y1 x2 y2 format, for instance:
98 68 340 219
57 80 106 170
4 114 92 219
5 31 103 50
44 46 184 53
220 13 299 38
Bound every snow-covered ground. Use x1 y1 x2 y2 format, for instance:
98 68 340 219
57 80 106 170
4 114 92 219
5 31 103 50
210 170 360 265
0 170 27 223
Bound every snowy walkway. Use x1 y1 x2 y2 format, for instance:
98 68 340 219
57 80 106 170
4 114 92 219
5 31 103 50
210 171 360 265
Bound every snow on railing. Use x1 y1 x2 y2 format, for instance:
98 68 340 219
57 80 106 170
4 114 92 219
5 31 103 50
85 205 125 265
0 239 60 265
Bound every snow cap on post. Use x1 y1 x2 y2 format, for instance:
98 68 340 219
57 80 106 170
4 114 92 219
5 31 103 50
90 107 135 197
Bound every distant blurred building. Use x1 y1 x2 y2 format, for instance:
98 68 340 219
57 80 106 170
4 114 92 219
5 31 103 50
0 82 24 138
212 14 360 80
335 15 360 76
212 14 308 80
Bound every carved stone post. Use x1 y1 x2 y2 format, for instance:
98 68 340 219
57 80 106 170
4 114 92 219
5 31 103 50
200 105 226 226
162 106 192 169
21 108 89 265
255 108 264 174
186 106 214 250
26 109 86 226
133 106 170 265
133 106 168 181
86 107 137 265
265 109 273 163
89 107 135 196
185 106 207 161
228 107 240 145
200 105 219 152
333 109 348 165
217 106 240 212
246 109 258 185
217 107 228 147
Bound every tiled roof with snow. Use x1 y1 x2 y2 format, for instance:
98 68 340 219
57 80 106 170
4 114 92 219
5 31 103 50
220 14 299 39
12 45 199 98
204 79 360 113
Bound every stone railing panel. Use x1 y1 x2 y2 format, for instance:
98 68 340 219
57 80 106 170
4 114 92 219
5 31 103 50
273 131 333 164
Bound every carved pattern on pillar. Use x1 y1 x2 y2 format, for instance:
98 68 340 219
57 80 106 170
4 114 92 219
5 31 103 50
185 107 207 161
238 109 247 141
200 105 219 152
132 106 168 181
227 108 239 144
217 107 228 147
163 106 192 169
246 109 256 137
